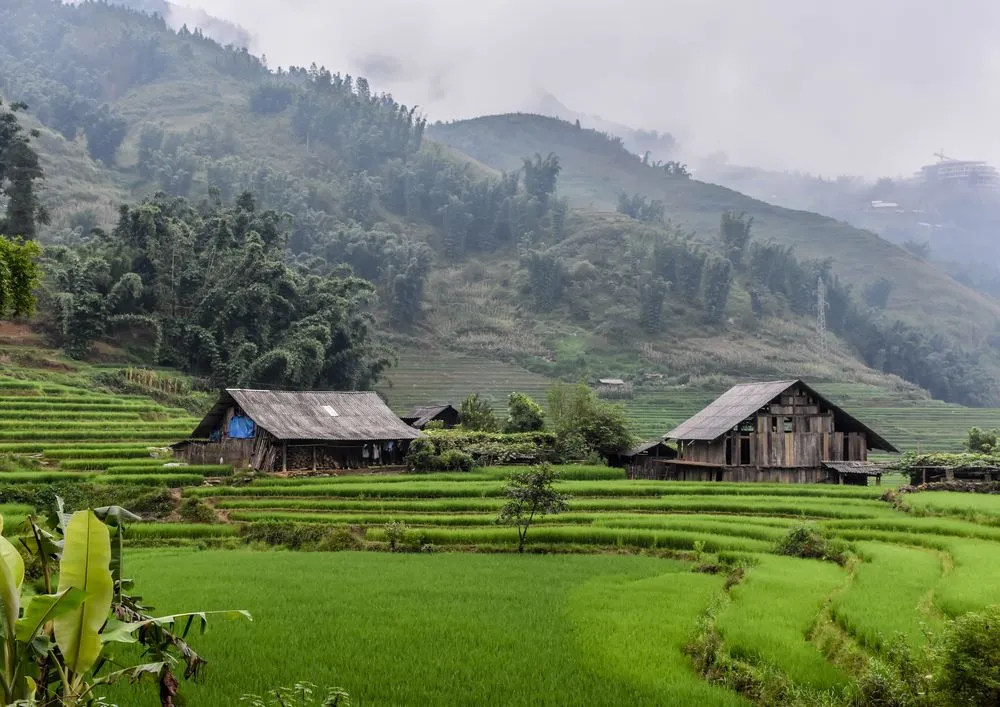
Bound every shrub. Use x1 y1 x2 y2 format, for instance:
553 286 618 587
503 392 544 433
241 521 364 551
437 450 474 472
406 430 558 468
384 520 408 550
242 682 351 707
179 497 217 524
406 438 437 472
935 605 1000 705
775 524 848 565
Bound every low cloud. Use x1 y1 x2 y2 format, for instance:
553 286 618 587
175 0 1000 177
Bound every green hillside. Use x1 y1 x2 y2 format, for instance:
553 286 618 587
430 114 1000 348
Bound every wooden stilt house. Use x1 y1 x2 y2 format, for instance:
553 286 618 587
174 389 421 472
663 380 898 484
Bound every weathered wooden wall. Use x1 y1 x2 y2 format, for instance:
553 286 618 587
176 438 254 467
677 385 869 469
658 463 829 483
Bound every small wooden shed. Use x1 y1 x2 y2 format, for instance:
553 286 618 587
174 389 421 472
609 440 677 478
663 380 898 483
401 404 461 429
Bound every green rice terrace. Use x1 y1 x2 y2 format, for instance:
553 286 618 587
5 353 1000 703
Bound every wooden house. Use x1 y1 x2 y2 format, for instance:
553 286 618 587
174 389 421 472
664 380 898 484
609 440 677 478
401 404 461 429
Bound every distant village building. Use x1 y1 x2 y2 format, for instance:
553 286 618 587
918 154 1000 191
175 389 420 472
663 380 898 484
401 404 461 429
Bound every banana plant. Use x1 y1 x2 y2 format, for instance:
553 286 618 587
9 507 250 706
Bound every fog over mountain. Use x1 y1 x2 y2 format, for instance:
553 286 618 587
169 0 1000 177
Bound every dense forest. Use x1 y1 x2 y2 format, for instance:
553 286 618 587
0 0 997 406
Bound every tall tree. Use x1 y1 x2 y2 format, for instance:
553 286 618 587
521 152 561 207
0 236 42 318
719 211 753 269
0 100 47 239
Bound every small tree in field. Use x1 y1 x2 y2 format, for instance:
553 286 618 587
497 464 569 552
459 393 499 432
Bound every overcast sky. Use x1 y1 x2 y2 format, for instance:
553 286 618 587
173 0 1000 177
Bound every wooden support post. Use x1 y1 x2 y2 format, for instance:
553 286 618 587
875 474 881 487
282 441 287 472
838 472 844 485
312 445 317 471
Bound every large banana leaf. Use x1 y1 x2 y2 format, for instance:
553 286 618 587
53 510 113 674
0 524 25 638
101 610 252 645
15 588 86 644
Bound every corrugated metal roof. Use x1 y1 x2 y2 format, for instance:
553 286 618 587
823 461 887 475
665 380 898 453
192 389 421 441
402 404 456 428
666 381 796 441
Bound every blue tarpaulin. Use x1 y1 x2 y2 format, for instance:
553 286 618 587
228 415 256 439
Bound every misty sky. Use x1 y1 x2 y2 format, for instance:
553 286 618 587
174 0 1000 177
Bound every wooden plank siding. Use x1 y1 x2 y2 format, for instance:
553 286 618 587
677 385 868 469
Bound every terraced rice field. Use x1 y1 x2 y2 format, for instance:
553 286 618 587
85 468 1000 705
0 373 223 483
8 353 1000 704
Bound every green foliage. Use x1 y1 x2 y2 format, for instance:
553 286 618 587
406 439 475 473
42 193 391 389
504 392 545 433
0 99 47 240
496 463 569 552
546 382 632 460
967 426 1000 453
617 192 665 223
0 507 250 704
701 256 733 324
179 497 217 524
864 277 893 310
405 429 558 467
936 605 1000 705
383 520 408 551
82 103 127 164
719 211 753 269
521 152 561 207
775 524 848 565
521 249 568 312
0 235 41 318
638 278 668 333
242 682 352 707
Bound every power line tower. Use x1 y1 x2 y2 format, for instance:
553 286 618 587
816 275 827 355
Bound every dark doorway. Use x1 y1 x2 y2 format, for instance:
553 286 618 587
725 438 733 465
740 436 751 465
842 436 850 460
